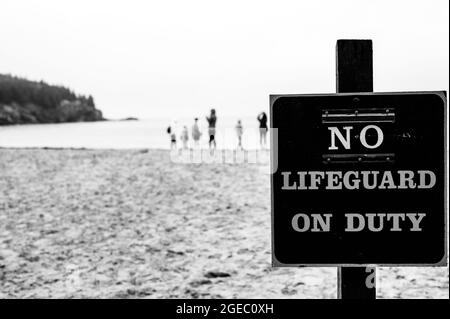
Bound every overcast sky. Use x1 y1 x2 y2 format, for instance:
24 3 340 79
0 0 448 119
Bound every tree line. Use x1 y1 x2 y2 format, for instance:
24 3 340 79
0 73 95 109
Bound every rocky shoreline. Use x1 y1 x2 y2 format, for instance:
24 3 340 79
0 101 104 125
0 74 104 125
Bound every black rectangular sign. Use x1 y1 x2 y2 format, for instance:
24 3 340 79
270 91 447 266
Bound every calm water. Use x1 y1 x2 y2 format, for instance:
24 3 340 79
0 117 268 149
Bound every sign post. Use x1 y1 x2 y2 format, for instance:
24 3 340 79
270 39 447 299
336 40 376 299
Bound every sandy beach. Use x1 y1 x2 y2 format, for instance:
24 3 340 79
0 148 448 298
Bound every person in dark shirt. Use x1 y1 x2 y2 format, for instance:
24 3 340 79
257 112 268 149
206 109 217 149
167 125 177 149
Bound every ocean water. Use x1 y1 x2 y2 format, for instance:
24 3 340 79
0 116 269 150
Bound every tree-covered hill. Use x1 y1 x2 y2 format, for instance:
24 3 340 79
0 74 104 125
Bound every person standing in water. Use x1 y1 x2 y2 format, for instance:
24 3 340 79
181 125 189 149
235 120 244 150
206 109 217 149
191 118 201 148
257 112 268 149
167 125 177 149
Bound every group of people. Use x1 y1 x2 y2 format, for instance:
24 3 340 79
167 109 268 150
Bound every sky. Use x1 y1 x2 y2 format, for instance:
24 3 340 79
0 0 448 119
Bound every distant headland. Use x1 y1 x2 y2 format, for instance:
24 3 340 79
0 74 104 125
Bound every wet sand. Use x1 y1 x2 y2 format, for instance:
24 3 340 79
0 148 448 298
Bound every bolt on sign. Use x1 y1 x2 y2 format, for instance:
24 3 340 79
270 91 448 266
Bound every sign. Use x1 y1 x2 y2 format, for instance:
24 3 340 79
270 91 447 266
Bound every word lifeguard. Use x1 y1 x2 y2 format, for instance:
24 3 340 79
281 170 436 190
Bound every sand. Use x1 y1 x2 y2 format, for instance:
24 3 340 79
0 148 448 298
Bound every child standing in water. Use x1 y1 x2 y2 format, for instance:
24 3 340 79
181 126 189 149
191 118 201 148
235 120 243 150
206 109 217 149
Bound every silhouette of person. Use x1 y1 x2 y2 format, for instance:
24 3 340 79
236 120 243 150
257 112 268 149
191 118 201 147
181 125 189 149
167 125 176 149
206 109 217 149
